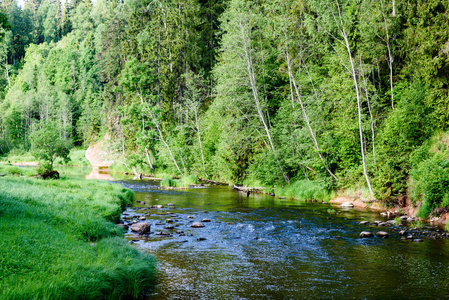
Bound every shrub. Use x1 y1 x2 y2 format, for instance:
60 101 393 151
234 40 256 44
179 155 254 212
410 153 449 217
275 180 335 202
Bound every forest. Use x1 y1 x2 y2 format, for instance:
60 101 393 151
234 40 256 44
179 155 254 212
0 0 449 217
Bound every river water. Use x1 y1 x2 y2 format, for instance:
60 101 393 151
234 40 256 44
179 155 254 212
114 179 449 299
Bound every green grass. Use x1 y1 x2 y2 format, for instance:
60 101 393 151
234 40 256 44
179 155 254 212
0 176 156 299
160 175 199 188
57 149 90 166
275 180 335 202
181 175 199 185
0 164 38 177
160 177 186 188
6 150 36 163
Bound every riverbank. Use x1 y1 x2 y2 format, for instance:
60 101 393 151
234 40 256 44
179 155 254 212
0 176 156 299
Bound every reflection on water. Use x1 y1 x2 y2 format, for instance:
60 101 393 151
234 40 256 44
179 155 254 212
85 166 112 180
116 181 449 299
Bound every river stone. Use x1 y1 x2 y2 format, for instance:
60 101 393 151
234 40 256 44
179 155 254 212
130 222 151 234
378 222 388 226
197 237 206 241
139 216 146 220
191 222 205 228
376 231 389 238
201 218 211 222
340 202 354 208
407 217 415 222
359 221 370 225
413 239 424 242
164 225 174 230
399 230 407 235
188 215 194 219
360 231 374 237
374 220 382 225
387 220 396 225
166 219 174 223
400 216 408 221
156 231 171 236
153 205 164 209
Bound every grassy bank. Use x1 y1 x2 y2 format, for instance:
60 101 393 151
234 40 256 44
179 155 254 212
0 176 156 299
3 148 90 166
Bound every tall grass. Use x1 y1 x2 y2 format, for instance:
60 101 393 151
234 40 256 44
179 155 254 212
160 175 198 188
0 164 37 176
275 180 335 202
0 177 156 299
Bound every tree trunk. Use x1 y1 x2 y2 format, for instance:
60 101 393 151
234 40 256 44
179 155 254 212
334 1 373 195
238 18 289 184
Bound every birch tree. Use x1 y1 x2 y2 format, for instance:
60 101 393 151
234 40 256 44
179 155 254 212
309 0 374 194
215 0 289 183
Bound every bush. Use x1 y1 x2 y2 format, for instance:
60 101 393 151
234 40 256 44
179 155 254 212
160 177 186 188
410 153 449 217
275 180 335 202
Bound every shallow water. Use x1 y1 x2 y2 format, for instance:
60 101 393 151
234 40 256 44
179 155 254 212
117 180 449 299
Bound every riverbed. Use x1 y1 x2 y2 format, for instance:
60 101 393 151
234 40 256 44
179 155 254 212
116 179 449 299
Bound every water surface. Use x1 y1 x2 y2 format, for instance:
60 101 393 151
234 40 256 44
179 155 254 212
118 180 449 299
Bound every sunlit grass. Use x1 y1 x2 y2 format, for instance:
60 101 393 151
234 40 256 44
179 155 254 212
275 180 336 202
0 177 156 299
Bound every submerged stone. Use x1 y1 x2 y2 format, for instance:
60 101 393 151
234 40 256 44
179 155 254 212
340 202 354 208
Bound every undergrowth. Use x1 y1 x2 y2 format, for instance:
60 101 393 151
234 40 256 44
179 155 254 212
275 180 336 202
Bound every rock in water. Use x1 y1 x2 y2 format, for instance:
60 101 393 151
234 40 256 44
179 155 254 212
153 205 164 209
359 221 370 225
376 231 389 238
130 222 151 234
360 231 374 237
340 202 354 208
191 222 205 228
201 218 211 222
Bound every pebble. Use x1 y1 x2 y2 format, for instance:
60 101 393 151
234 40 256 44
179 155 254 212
359 221 370 225
202 218 211 222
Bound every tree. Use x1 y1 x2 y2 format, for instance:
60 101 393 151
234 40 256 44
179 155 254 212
30 119 71 170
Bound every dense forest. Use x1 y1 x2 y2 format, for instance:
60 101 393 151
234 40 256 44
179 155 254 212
0 0 449 215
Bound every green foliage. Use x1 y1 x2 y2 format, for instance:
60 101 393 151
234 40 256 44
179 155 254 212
2 0 449 213
0 177 155 299
30 120 71 171
410 153 449 217
275 180 335 202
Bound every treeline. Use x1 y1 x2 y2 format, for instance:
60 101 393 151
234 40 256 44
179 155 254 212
1 0 449 212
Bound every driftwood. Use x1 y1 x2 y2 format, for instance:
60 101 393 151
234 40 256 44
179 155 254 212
198 178 227 186
232 185 265 196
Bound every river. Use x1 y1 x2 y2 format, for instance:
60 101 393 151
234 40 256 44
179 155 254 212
115 179 449 299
